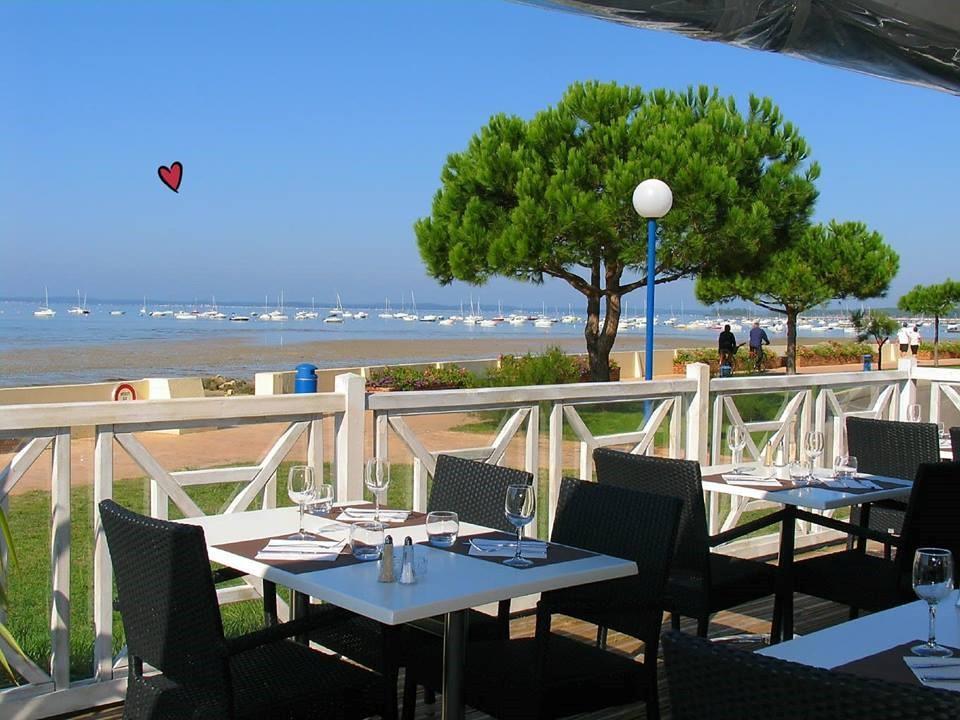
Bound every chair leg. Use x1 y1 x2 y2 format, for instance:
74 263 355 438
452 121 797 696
423 687 436 705
696 615 709 637
670 613 681 631
596 625 608 649
771 596 783 644
849 606 860 620
644 639 660 720
401 672 418 720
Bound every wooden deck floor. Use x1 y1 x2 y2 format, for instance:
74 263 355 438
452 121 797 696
57 592 851 720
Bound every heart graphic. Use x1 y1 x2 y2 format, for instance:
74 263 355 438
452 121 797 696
157 162 183 193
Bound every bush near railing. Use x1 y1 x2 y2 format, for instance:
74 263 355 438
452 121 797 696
366 347 620 391
918 340 960 360
795 341 874 366
673 347 781 373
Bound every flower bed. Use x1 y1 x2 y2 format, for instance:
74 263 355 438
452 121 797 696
366 365 476 392
674 341 882 374
673 347 781 374
918 340 960 360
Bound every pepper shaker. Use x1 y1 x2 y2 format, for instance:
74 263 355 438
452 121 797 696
399 536 416 584
378 535 396 583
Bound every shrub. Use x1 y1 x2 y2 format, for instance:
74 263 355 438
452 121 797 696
674 347 779 372
486 347 581 387
366 365 477 391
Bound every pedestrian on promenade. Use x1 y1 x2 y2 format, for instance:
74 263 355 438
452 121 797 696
897 323 911 357
749 321 770 372
909 324 922 356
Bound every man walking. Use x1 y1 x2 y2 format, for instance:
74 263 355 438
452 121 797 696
897 323 911 357
909 324 922 357
749 321 770 372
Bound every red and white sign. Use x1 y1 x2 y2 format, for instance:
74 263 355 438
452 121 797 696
113 383 137 401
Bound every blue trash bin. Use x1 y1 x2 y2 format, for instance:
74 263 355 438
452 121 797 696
862 354 873 372
294 363 318 393
719 363 733 378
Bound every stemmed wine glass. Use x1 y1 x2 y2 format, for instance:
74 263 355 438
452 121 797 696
912 548 954 657
503 484 536 568
364 458 390 522
727 425 747 471
803 431 824 480
287 465 316 540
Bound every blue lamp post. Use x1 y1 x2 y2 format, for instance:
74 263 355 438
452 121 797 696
632 179 673 381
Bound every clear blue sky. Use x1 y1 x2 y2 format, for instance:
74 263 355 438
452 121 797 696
2 0 957 310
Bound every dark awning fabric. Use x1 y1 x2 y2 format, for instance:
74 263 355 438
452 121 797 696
523 0 960 95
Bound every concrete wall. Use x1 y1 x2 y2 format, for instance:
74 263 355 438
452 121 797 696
0 377 203 406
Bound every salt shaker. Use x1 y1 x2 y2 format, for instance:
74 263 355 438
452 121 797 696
378 535 396 583
399 536 416 584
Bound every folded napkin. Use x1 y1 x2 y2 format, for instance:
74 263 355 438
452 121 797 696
817 475 880 490
721 473 782 487
336 507 410 523
904 656 960 691
468 538 548 558
255 538 344 562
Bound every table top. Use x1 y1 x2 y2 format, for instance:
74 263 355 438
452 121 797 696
759 591 960 669
701 464 913 511
182 506 637 626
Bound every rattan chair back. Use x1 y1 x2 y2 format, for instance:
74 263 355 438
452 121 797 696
593 448 710 581
428 454 533 533
846 416 940 480
950 426 960 462
663 631 960 719
897 462 960 577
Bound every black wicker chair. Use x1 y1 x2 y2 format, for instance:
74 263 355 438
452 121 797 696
403 477 682 720
593 447 782 637
662 631 960 720
950 426 960 462
98 499 383 720
791 462 960 614
308 455 533 716
846 416 941 557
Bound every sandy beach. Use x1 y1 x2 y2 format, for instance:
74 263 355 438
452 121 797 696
0 333 720 386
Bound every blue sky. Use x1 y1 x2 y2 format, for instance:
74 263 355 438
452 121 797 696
2 0 957 311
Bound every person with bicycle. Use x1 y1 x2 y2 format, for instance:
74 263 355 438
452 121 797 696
749 321 770 372
717 324 741 375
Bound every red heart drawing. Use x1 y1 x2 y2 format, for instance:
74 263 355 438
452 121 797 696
157 162 183 193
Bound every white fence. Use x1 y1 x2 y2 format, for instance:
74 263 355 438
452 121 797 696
1 359 958 718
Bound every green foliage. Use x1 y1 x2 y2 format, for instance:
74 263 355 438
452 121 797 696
486 347 581 387
0 505 23 681
898 280 960 365
696 221 899 373
675 346 780 372
851 309 899 370
416 81 820 378
366 365 477 391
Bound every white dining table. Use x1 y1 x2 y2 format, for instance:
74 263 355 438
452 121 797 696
701 464 913 641
760 590 960 670
181 506 637 720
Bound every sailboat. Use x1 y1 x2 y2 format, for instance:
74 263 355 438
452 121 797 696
296 297 320 320
68 290 90 315
403 292 419 321
379 298 394 319
268 292 289 321
324 294 345 323
34 287 56 317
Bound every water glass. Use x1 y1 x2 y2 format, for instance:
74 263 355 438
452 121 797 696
349 521 385 561
364 458 391 522
912 548 955 657
313 482 334 513
286 465 316 540
833 455 858 482
908 403 922 423
727 425 747 469
788 461 808 486
425 511 459 548
503 484 536 568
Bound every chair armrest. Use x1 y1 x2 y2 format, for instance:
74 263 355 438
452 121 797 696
211 567 246 585
793 508 902 546
709 509 786 547
226 614 325 655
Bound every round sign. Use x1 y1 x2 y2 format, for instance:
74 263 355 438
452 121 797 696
113 383 137 401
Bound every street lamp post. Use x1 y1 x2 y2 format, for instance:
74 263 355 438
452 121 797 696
632 179 673 381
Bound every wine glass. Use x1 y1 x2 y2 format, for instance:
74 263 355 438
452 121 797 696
287 465 316 540
908 403 922 423
803 431 824 479
727 425 747 471
912 548 954 657
364 458 390 522
503 484 536 568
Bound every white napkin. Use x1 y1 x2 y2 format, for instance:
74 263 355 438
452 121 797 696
904 656 960 691
468 538 548 558
721 473 782 487
255 538 344 562
337 507 410 523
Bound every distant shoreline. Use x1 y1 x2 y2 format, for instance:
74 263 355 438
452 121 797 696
0 332 836 388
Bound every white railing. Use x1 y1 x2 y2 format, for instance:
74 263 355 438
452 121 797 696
3 359 958 717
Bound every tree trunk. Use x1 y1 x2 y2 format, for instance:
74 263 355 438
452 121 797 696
584 291 608 381
934 315 940 367
876 339 886 370
785 308 798 375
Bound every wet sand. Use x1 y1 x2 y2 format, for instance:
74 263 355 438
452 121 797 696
0 333 708 386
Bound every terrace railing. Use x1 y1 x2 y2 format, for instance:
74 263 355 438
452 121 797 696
2 359 957 718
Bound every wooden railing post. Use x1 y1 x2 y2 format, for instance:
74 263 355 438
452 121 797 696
335 373 365 502
685 363 710 465
898 357 917 420
92 426 114 682
547 403 564 533
50 429 71 691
